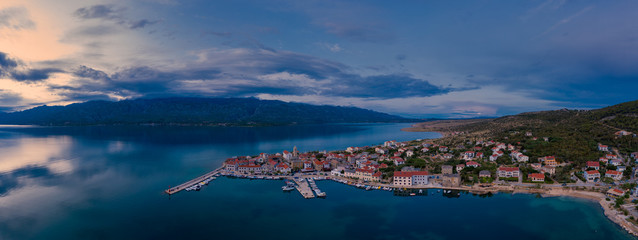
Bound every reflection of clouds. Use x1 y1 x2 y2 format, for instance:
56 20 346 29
0 136 73 174
0 167 132 238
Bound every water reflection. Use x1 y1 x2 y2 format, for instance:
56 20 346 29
0 136 73 174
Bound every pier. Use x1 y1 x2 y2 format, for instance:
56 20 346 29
165 167 223 195
294 178 315 199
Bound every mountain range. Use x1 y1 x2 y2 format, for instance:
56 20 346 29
0 97 412 126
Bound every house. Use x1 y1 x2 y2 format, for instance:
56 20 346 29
543 156 558 167
586 161 600 170
441 165 453 175
355 167 376 181
238 163 263 174
525 131 533 137
439 146 449 152
442 153 453 159
393 171 430 186
463 151 475 160
541 166 556 175
371 171 382 182
497 167 520 178
489 154 499 161
282 150 293 160
584 170 600 183
617 165 627 172
606 154 618 160
405 150 414 158
302 161 314 172
610 159 623 166
275 162 291 174
598 144 609 152
384 140 397 147
479 170 491 178
421 147 430 153
392 157 405 165
518 155 529 162
528 173 545 182
476 152 484 159
607 188 625 198
466 161 480 168
375 147 387 154
223 158 239 172
456 164 465 172
605 170 623 181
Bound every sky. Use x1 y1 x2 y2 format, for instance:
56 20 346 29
0 0 637 118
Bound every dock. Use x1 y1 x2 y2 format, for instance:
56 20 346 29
165 166 223 195
294 178 315 199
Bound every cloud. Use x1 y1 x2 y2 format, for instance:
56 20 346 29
0 7 35 30
73 4 158 29
0 89 23 111
0 52 64 82
11 68 64 82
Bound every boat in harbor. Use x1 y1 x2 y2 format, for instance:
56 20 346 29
282 185 295 191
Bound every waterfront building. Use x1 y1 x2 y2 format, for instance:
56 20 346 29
393 171 430 186
497 166 520 178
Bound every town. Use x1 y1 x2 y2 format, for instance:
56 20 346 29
167 128 638 235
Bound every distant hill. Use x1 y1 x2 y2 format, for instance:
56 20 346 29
0 97 412 126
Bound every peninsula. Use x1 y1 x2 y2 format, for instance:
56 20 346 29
168 99 638 236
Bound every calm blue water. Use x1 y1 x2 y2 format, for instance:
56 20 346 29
0 123 634 240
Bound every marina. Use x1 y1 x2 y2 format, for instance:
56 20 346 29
165 167 223 195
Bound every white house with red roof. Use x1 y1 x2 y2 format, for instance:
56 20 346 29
439 146 449 152
466 161 480 168
598 144 609 152
607 188 625 198
528 173 545 182
393 171 430 186
275 162 291 174
605 170 623 181
392 156 405 165
489 154 499 161
584 170 600 182
586 161 600 170
497 166 520 178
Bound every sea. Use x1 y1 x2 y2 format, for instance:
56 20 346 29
0 123 635 240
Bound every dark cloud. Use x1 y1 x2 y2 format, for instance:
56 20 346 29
57 48 451 102
334 74 450 98
0 7 35 30
0 52 64 82
129 19 159 29
73 4 158 29
0 52 19 70
11 68 64 82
